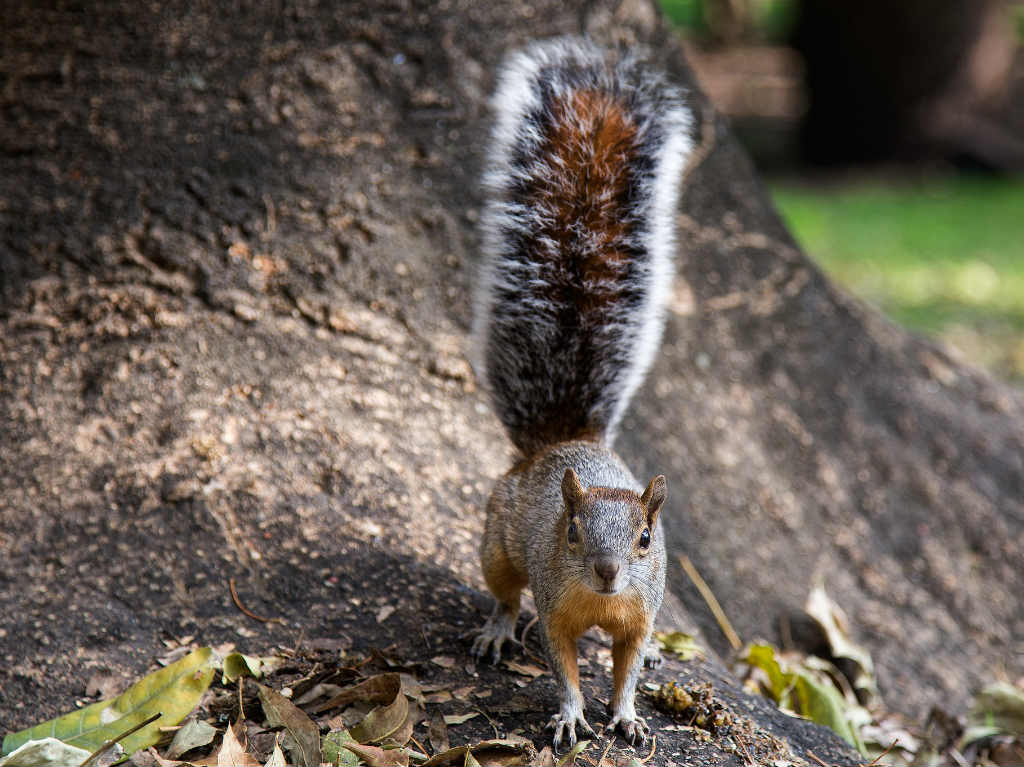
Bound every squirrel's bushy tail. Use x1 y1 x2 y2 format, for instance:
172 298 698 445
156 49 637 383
472 37 693 456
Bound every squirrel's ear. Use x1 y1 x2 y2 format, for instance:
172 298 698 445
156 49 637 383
562 468 585 512
641 475 667 526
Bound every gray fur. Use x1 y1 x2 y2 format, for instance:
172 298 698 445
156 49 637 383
472 36 693 455
478 441 666 746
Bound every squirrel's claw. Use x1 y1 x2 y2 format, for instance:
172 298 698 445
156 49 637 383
471 616 519 664
609 713 649 746
643 642 663 669
549 709 596 752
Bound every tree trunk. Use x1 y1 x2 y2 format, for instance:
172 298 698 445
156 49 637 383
1 0 1020 758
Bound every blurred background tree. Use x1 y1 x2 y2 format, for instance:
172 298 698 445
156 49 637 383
662 0 1024 382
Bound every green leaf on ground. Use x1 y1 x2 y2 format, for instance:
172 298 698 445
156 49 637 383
804 584 878 703
963 682 1024 746
745 644 790 703
791 668 864 753
1 647 216 758
655 631 705 661
222 653 282 685
556 739 590 766
321 730 360 767
743 643 866 754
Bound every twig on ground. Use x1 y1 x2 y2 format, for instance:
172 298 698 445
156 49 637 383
678 555 742 651
806 749 833 767
79 711 162 766
948 747 971 767
737 734 756 766
640 735 657 763
238 676 245 720
474 707 502 739
229 577 284 624
408 734 429 757
863 739 898 767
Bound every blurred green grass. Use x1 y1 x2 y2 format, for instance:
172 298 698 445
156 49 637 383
660 0 1024 43
769 177 1024 381
660 0 797 41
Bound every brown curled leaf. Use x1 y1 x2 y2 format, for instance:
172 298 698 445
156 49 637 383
312 673 403 715
256 684 321 767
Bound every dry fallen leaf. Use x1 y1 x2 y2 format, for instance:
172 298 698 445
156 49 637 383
292 682 346 707
421 739 537 766
503 661 545 678
257 684 322 766
214 722 260 767
535 746 556 766
146 745 185 766
312 673 403 715
340 742 410 766
428 713 450 753
348 679 410 745
442 712 479 726
431 656 457 669
165 719 217 760
263 738 287 767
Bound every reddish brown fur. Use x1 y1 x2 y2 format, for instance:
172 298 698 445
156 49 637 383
547 579 650 715
550 580 648 638
481 538 528 605
531 89 639 319
611 634 646 709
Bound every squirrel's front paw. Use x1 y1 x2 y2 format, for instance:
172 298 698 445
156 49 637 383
609 713 650 746
548 706 596 751
643 641 663 669
470 613 518 664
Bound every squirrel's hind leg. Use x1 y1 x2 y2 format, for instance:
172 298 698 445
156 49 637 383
473 528 527 664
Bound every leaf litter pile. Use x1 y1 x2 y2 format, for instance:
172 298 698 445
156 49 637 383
652 580 1024 767
2 580 1023 766
0 643 544 767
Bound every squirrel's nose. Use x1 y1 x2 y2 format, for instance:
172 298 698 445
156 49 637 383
594 556 621 583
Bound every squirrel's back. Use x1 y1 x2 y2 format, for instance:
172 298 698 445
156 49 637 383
472 37 692 456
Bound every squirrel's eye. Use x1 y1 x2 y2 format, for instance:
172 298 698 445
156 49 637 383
567 521 579 545
638 528 651 549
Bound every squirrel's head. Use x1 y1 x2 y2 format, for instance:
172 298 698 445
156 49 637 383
561 468 667 596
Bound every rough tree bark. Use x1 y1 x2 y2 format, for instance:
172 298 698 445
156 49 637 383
1 0 1021 762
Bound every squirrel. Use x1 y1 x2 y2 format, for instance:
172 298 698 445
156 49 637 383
469 37 693 750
